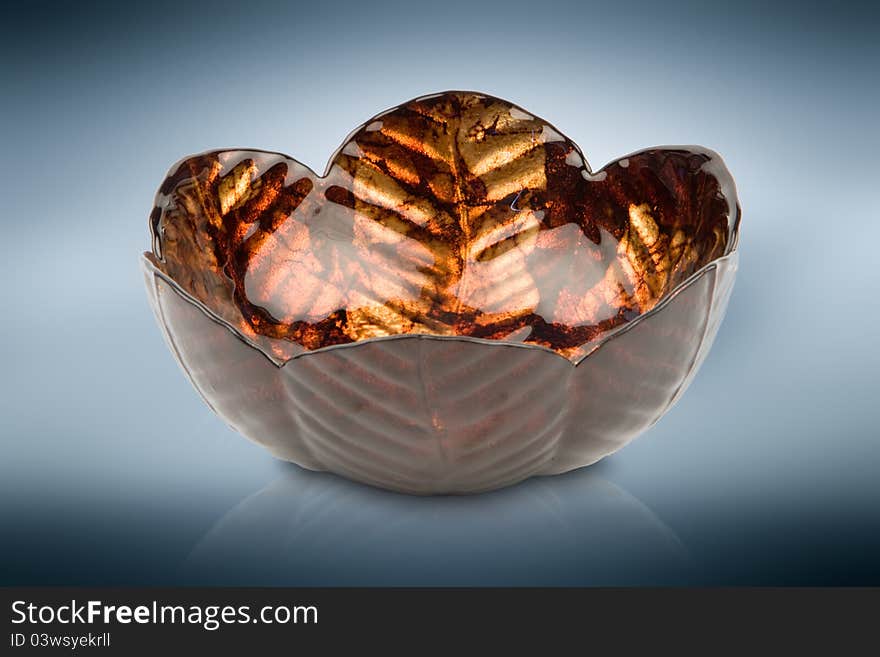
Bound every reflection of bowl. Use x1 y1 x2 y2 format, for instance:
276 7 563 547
184 465 692 586
143 91 740 494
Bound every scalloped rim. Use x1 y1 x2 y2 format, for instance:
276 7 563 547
145 90 741 368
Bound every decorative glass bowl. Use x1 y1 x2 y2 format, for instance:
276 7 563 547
143 91 740 494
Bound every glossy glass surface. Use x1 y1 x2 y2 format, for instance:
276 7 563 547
143 91 740 494
147 91 738 364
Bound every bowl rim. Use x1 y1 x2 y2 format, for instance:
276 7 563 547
144 90 741 368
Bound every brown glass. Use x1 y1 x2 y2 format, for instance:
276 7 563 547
143 91 740 494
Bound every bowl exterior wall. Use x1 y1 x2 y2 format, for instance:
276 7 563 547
144 255 735 494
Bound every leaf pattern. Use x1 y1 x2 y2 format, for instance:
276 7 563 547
148 92 736 363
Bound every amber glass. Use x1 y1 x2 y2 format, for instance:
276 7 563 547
143 91 740 494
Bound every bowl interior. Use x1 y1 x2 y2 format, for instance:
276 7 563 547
147 91 738 363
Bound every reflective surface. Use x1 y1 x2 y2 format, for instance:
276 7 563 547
144 92 739 493
185 464 692 586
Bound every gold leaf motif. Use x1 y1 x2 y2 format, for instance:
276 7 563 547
148 92 735 362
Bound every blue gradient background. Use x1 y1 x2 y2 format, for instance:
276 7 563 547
2 0 878 585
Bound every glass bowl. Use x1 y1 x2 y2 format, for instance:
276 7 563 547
142 91 740 494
